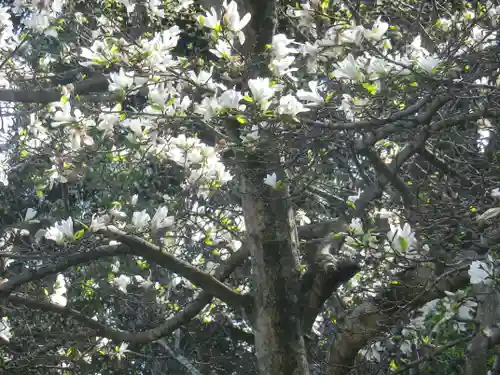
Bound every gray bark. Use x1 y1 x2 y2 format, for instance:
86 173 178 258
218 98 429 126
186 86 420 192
240 159 310 375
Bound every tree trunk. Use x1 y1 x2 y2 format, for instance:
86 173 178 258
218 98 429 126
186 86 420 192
240 157 310 375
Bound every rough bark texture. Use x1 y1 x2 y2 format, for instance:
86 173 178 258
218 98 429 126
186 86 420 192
327 258 473 375
240 157 309 375
465 284 500 375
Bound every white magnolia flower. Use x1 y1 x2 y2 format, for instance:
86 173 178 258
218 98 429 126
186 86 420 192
195 96 221 121
469 260 493 285
277 95 309 118
49 273 68 307
151 206 175 232
50 293 68 307
437 18 453 31
248 77 275 110
0 317 12 342
24 208 37 222
70 128 94 150
45 218 74 244
198 7 220 30
339 25 365 46
90 214 111 232
333 54 364 82
149 83 170 106
147 0 165 17
263 172 278 188
296 209 311 225
108 68 134 92
110 207 127 220
114 274 131 294
364 17 389 41
296 80 324 106
130 194 138 206
387 223 417 252
491 188 500 198
116 342 129 360
240 125 260 144
210 39 233 59
457 299 477 320
219 89 243 110
349 218 364 236
132 210 151 231
400 340 412 355
416 55 442 74
222 0 251 44
271 34 298 59
269 55 298 78
121 118 144 138
359 341 383 362
50 101 82 126
98 104 121 132
133 275 154 289
188 67 217 91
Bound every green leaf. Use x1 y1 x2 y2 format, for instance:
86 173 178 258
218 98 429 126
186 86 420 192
398 236 408 250
91 58 106 64
362 83 377 95
136 259 150 270
389 360 399 370
73 229 85 240
60 95 68 104
235 114 247 124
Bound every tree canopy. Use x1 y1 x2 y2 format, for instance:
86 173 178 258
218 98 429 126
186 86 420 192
0 0 499 374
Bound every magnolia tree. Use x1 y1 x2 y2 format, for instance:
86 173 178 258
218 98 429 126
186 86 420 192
0 0 499 374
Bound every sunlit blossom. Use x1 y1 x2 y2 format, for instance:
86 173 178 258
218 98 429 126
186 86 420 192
387 223 417 252
263 172 278 188
151 206 175 232
248 77 275 110
132 210 151 232
45 218 74 244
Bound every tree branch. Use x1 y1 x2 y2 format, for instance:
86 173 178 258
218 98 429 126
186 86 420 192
155 338 202 375
306 94 437 131
98 226 250 310
465 327 500 375
326 258 474 375
300 255 360 335
0 74 110 103
361 148 415 208
0 244 130 297
5 245 250 345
